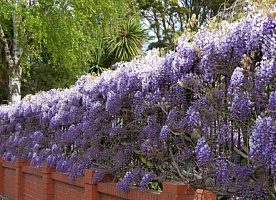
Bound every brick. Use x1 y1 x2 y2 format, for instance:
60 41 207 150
61 193 72 200
175 194 197 200
160 192 169 200
163 182 196 195
42 163 55 174
84 176 93 185
15 158 29 168
85 169 96 177
24 193 37 200
42 163 55 200
161 192 196 200
196 189 217 200
99 194 125 200
14 159 29 200
67 195 81 200
55 196 64 200
0 159 217 200
70 188 83 198
43 184 54 190
0 159 3 195
55 189 65 196
85 184 99 200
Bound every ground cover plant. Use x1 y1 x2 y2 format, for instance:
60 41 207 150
0 3 275 199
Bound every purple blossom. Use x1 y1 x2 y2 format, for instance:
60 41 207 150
159 125 170 142
195 137 213 168
215 157 253 195
185 106 200 129
139 172 155 188
230 92 251 121
249 117 276 173
216 123 231 144
117 172 134 192
178 148 192 161
229 67 244 93
92 170 107 184
268 91 276 119
116 169 143 192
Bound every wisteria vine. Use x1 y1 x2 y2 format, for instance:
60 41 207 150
0 5 276 199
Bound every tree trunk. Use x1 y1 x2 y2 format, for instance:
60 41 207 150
9 2 22 103
0 2 22 104
8 60 22 103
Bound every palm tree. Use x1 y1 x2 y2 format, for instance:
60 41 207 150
89 41 114 75
105 17 147 63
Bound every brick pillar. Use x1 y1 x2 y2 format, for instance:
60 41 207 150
84 170 114 200
15 158 29 200
42 163 55 200
84 170 99 200
0 156 3 195
160 182 197 200
196 189 217 200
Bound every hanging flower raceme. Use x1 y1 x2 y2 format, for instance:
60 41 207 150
0 5 275 198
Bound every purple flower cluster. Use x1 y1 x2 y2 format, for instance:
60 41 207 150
229 67 244 94
139 172 155 188
249 117 276 174
117 172 134 192
0 5 275 198
268 91 276 119
230 92 251 121
178 148 192 161
159 125 171 142
117 168 143 192
215 157 253 196
195 137 213 168
92 170 108 184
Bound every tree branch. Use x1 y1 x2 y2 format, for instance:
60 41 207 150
234 147 248 159
169 146 202 181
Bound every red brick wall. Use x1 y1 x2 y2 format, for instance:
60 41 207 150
53 181 85 200
97 182 160 200
22 166 44 200
3 167 16 200
0 158 217 200
100 193 126 200
52 172 85 200
23 173 43 200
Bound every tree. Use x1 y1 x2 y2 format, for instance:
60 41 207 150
89 16 148 74
137 0 235 50
0 0 138 103
20 47 84 97
105 17 148 63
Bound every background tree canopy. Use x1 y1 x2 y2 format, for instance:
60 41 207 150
138 0 236 50
0 0 237 103
0 0 142 103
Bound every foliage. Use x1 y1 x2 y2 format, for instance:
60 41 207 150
0 0 139 102
21 61 82 97
105 17 147 63
0 3 276 199
89 16 148 74
88 41 114 75
138 0 236 50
